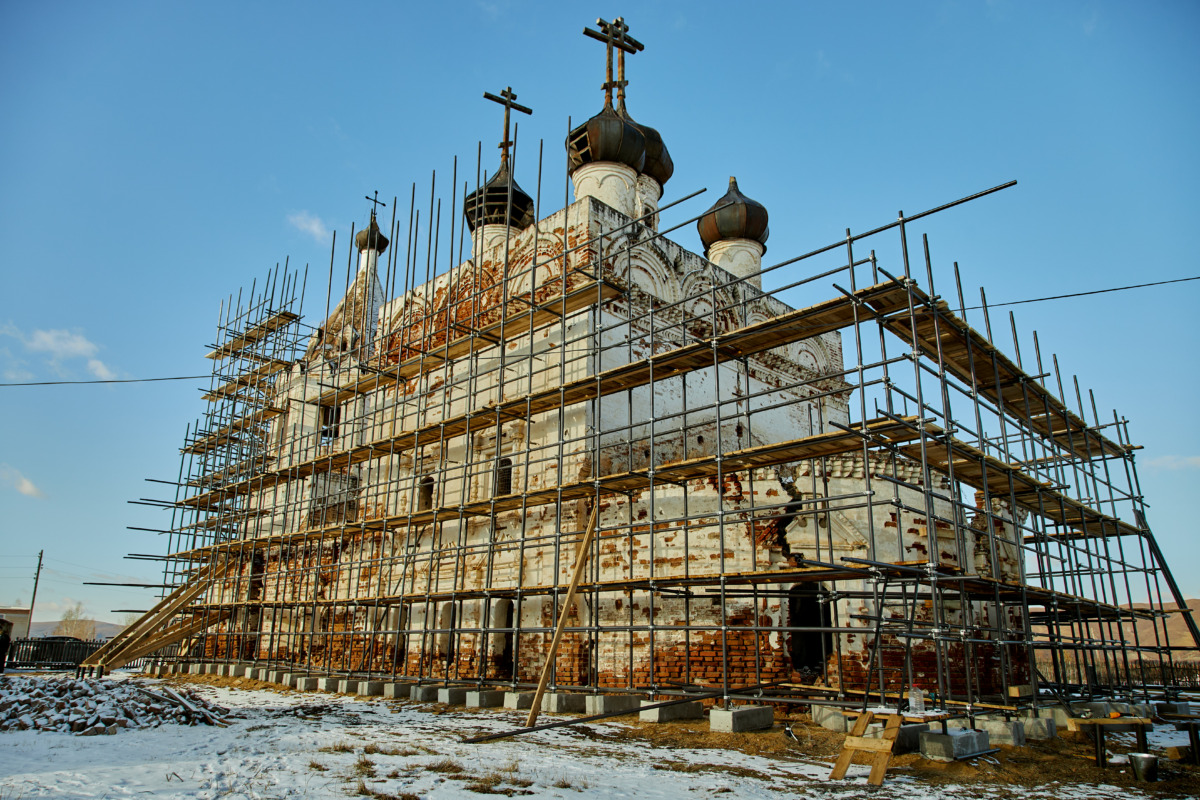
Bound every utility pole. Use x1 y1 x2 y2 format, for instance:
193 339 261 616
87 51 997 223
29 550 43 637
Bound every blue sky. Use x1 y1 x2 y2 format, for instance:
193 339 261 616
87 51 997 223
1 1 1197 624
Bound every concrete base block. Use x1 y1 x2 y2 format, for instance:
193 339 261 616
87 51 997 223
865 722 929 754
1023 718 1057 740
383 682 413 699
585 695 642 716
411 685 440 702
1028 706 1072 729
465 690 507 708
189 664 205 675
269 670 288 684
1072 701 1114 719
710 705 773 733
542 693 586 713
640 700 704 723
1158 702 1192 717
358 681 384 697
321 677 341 692
812 705 850 733
296 677 320 691
281 673 297 687
1132 703 1154 719
338 679 360 694
977 719 1025 747
504 692 535 710
438 687 468 705
229 664 247 678
216 664 232 677
920 730 991 762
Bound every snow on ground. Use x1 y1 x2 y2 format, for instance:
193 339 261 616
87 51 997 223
0 676 1179 799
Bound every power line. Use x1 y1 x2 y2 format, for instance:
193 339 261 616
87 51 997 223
1 276 1195 388
964 275 1199 310
0 375 209 387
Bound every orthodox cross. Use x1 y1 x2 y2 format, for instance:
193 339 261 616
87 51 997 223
482 86 533 165
583 16 644 106
364 190 387 218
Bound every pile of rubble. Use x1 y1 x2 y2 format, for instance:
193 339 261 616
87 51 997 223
0 676 231 736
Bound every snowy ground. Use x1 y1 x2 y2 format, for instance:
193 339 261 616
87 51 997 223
0 675 1193 800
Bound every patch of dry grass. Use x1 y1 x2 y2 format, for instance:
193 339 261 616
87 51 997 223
308 760 328 772
425 757 465 774
319 741 355 754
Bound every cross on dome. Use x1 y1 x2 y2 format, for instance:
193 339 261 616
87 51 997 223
482 86 533 165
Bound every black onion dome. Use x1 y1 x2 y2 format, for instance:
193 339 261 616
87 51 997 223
355 214 390 253
619 103 673 186
697 177 769 255
462 159 536 233
566 100 646 174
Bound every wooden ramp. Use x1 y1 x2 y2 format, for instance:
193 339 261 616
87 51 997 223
82 561 232 671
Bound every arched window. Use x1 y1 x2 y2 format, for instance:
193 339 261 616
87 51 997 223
418 476 434 511
495 457 513 496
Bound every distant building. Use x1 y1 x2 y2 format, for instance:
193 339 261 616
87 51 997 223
0 608 32 638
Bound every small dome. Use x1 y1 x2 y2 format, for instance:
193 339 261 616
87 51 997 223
619 103 672 186
355 214 390 253
462 159 536 232
566 100 646 174
697 177 769 255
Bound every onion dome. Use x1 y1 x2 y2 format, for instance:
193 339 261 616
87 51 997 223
355 213 390 253
697 177 769 255
566 100 646 174
462 159 536 232
619 102 673 186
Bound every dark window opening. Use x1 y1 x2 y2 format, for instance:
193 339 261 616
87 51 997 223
418 476 434 511
320 404 341 442
497 600 515 680
495 457 513 496
789 584 832 674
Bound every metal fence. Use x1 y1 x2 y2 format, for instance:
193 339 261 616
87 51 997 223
7 638 105 669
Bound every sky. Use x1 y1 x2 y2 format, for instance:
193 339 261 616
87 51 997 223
1 1 1198 625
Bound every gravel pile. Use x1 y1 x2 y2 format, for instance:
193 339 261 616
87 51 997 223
0 676 231 736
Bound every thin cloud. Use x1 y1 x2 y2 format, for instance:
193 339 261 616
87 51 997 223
288 211 330 243
86 359 116 380
0 464 44 498
1144 455 1200 470
2 324 115 378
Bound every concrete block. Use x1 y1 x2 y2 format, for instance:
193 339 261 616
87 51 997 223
383 682 413 699
438 687 468 705
920 729 991 762
865 722 929 754
296 677 320 692
411 685 440 702
1023 717 1057 740
465 690 506 708
976 719 1025 747
710 705 773 733
1026 705 1072 729
269 670 288 684
1158 702 1192 717
189 664 205 675
229 664 247 678
338 679 360 694
358 681 384 697
1132 703 1154 719
541 693 586 713
585 694 642 716
321 677 341 692
216 664 231 677
503 692 536 710
640 700 704 723
281 673 297 687
811 705 849 733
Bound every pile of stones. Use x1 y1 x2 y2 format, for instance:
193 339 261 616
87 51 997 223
0 676 231 736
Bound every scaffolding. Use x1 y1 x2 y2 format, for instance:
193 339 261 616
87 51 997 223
91 29 1199 720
